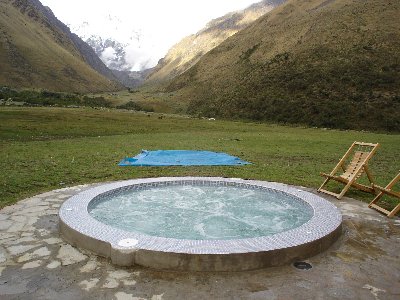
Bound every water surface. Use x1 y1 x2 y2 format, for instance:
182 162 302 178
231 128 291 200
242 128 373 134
89 185 313 240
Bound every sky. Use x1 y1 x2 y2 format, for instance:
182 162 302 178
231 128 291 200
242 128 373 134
40 0 259 71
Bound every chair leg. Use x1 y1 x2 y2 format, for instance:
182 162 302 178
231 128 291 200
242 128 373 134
369 172 400 217
369 193 400 218
318 178 330 192
338 179 356 199
369 192 384 207
388 204 400 218
364 165 377 194
319 176 352 199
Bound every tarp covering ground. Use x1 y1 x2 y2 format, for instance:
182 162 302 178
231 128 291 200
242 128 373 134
118 150 250 166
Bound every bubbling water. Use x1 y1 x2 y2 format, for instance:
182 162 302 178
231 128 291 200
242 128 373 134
89 184 313 240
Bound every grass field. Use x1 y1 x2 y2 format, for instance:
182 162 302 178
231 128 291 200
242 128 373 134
1 107 399 211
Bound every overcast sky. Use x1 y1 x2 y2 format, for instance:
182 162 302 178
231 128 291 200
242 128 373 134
40 0 258 71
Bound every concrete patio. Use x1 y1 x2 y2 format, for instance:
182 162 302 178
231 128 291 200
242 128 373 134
0 183 399 299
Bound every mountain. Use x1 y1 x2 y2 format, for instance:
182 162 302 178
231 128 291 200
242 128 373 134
146 0 286 84
166 0 400 132
0 0 123 93
85 36 129 71
71 19 151 87
71 19 144 72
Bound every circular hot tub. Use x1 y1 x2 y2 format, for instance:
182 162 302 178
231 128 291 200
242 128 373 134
59 177 342 271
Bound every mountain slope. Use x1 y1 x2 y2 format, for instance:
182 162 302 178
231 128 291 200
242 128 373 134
146 0 286 84
167 0 400 132
0 0 122 92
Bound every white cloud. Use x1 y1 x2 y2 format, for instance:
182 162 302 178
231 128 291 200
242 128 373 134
41 0 259 70
124 44 159 71
100 47 117 65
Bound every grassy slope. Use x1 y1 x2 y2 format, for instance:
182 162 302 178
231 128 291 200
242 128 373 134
1 107 399 212
0 1 120 93
146 0 283 84
166 0 400 132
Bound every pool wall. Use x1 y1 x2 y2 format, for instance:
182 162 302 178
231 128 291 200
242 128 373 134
59 177 342 271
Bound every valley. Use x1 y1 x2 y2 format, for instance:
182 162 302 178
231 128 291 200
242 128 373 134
1 0 399 131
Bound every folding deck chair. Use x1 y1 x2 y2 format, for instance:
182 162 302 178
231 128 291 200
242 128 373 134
318 142 380 199
368 172 400 218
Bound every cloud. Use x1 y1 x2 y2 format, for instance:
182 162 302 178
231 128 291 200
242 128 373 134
100 47 117 65
124 44 159 71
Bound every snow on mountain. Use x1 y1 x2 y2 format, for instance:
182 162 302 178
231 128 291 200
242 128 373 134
85 36 129 71
69 15 159 72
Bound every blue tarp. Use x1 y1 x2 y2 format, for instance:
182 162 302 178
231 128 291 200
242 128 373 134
118 150 251 166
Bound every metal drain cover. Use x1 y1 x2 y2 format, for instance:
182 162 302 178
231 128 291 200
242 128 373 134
293 261 312 270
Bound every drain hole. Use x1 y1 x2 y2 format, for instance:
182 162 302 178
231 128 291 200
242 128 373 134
293 261 312 270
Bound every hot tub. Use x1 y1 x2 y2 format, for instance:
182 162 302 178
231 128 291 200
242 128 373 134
59 177 342 271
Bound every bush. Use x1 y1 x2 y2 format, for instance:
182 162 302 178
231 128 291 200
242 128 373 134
0 87 112 108
82 96 111 108
116 101 155 112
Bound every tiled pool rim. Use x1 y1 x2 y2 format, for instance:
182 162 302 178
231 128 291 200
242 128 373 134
59 177 343 271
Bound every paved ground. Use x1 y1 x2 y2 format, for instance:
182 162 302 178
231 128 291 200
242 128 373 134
0 183 399 300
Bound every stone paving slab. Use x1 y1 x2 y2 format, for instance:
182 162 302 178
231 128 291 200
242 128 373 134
0 183 399 300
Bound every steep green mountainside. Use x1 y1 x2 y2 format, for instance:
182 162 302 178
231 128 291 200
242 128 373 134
0 0 123 93
146 0 286 84
167 0 400 132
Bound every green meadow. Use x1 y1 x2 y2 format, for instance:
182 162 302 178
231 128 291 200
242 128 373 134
0 107 399 210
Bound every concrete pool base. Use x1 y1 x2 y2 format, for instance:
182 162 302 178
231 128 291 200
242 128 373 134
0 183 399 299
59 178 342 271
60 222 342 272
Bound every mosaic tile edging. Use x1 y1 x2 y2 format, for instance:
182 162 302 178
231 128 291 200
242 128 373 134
59 177 342 255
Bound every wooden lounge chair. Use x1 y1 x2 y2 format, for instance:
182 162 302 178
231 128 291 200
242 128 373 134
368 172 400 218
318 142 380 199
